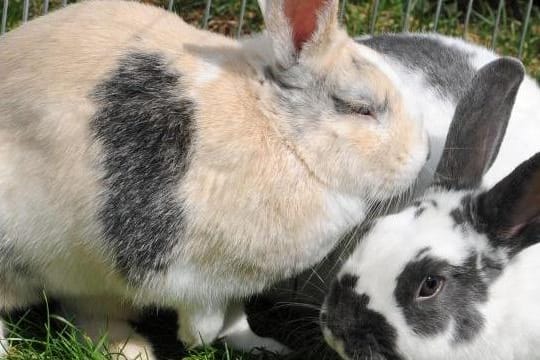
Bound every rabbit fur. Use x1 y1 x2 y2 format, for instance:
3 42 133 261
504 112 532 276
0 0 429 356
322 57 540 360
244 34 540 351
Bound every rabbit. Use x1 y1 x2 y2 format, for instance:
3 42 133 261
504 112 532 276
356 33 540 193
0 0 429 356
321 57 540 360
244 33 540 352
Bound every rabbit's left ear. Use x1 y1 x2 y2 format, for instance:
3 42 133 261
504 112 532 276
475 153 540 254
262 0 340 67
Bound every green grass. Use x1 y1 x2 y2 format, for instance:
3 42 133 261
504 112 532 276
3 311 243 360
2 298 276 359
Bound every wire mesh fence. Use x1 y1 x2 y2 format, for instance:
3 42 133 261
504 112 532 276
1 0 539 75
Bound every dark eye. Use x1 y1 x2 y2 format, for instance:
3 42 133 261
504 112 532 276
355 104 373 117
417 275 445 300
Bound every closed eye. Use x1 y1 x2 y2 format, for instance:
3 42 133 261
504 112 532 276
332 96 376 119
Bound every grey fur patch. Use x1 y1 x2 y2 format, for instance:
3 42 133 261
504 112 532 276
414 207 426 218
449 195 475 232
91 52 195 282
414 247 431 259
357 35 476 102
0 234 35 279
394 254 487 343
433 58 524 191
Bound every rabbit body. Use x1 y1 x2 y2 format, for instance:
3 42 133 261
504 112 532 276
0 0 428 354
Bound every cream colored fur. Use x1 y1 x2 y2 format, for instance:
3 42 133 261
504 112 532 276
0 0 428 356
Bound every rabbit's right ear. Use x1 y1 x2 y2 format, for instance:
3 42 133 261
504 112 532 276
434 58 525 190
262 0 339 68
475 153 540 254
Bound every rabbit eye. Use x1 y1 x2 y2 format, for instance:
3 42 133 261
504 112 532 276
332 96 376 118
356 104 373 116
417 275 445 299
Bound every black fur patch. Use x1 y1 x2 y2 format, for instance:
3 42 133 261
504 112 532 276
130 307 187 360
449 195 475 231
325 276 402 360
91 52 195 282
394 254 487 343
357 35 476 102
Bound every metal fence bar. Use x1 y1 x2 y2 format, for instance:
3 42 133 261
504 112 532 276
491 0 504 48
202 0 212 29
402 0 412 32
1 0 8 35
22 0 29 22
433 0 443 31
463 0 474 38
0 0 537 65
236 0 247 38
339 0 347 23
518 0 533 58
369 0 380 34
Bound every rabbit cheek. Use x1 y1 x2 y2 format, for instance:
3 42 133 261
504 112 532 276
91 51 195 284
323 275 402 360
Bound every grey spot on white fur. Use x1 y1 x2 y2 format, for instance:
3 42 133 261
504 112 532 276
357 35 476 102
91 52 195 283
394 254 487 343
414 207 426 218
414 247 431 259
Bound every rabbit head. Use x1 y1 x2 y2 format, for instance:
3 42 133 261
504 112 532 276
254 0 428 199
321 58 540 360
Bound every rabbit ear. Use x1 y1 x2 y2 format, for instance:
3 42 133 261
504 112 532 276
263 0 339 67
434 58 525 190
475 153 540 253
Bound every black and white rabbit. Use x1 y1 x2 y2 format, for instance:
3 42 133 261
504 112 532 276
322 57 540 360
0 0 429 357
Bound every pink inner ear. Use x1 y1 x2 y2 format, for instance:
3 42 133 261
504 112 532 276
506 171 540 238
284 0 329 51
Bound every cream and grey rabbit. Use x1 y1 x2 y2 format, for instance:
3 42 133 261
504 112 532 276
322 58 540 360
0 0 428 356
